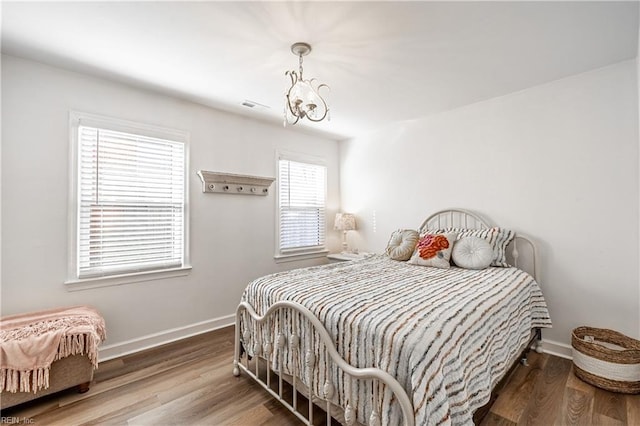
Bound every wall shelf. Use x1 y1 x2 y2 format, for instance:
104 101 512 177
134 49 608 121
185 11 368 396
197 171 275 196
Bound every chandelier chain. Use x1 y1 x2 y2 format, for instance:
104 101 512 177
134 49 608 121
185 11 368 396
299 53 304 78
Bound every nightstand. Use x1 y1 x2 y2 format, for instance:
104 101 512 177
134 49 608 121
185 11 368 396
326 252 369 263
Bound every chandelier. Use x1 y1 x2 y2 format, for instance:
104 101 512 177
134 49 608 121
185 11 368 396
284 42 330 126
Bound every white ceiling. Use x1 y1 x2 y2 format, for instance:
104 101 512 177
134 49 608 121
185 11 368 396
2 1 638 140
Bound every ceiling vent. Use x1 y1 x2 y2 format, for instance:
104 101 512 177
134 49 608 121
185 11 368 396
242 100 270 110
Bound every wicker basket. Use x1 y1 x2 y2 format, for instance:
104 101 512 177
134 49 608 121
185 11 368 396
571 327 640 394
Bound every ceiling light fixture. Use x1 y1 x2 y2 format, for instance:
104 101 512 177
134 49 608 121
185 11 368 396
284 42 330 126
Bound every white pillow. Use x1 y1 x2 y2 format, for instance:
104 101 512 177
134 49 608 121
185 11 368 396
452 236 493 270
385 229 419 261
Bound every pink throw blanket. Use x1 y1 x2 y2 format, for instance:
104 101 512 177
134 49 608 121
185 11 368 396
0 306 106 393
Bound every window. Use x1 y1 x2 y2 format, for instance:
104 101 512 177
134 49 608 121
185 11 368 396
68 112 189 287
277 154 327 258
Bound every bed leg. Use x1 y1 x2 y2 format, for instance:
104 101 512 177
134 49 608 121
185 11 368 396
534 328 543 353
77 382 91 393
521 328 544 366
233 307 241 377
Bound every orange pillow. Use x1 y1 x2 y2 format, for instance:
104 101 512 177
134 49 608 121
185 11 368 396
407 232 458 269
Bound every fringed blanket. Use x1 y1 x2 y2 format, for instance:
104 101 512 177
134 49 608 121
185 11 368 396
0 306 106 393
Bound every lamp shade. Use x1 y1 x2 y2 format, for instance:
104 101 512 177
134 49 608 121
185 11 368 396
334 213 356 231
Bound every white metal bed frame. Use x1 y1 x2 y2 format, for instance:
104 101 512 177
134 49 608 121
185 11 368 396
233 208 543 426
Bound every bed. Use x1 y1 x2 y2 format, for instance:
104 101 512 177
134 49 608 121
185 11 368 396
233 209 551 425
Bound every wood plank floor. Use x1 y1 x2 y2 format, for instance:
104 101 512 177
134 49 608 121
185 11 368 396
2 326 639 425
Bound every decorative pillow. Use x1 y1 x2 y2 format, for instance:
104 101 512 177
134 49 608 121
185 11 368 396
385 229 420 261
435 227 515 267
407 232 458 269
452 236 494 270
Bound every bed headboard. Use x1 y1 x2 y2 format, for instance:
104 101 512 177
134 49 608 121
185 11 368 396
419 209 539 281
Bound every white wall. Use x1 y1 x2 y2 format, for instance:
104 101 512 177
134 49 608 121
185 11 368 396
340 60 640 352
637 8 640 343
1 55 341 358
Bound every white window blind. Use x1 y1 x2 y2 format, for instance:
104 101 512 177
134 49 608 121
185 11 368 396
278 158 326 253
77 125 186 278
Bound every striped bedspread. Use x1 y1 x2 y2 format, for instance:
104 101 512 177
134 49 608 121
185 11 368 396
241 254 551 425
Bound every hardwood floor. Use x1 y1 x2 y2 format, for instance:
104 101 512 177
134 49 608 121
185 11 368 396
2 326 639 425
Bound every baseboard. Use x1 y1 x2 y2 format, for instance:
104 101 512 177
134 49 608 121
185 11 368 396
98 314 235 362
540 338 573 360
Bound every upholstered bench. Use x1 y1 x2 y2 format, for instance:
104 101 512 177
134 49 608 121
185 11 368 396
0 306 106 409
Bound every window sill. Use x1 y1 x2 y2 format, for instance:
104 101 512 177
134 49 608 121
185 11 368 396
64 266 192 292
274 250 329 264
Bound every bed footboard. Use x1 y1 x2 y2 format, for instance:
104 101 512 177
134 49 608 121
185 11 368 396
233 300 415 426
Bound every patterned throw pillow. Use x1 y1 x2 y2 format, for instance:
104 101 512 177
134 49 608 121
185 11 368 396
385 229 420 261
407 232 458 269
435 227 515 267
